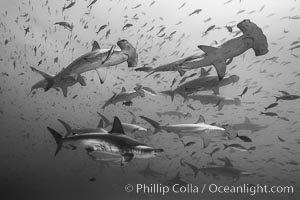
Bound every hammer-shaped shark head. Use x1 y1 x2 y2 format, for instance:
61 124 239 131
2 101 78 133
237 19 269 56
117 39 138 68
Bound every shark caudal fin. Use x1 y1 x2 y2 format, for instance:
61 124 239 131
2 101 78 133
160 90 176 101
183 161 201 178
274 96 280 102
30 67 55 91
139 116 161 134
47 127 63 156
197 45 226 80
57 119 72 137
96 112 112 128
156 112 162 117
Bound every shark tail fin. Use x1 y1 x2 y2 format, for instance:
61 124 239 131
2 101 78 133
156 112 162 117
178 69 186 77
57 119 72 137
47 127 63 156
139 116 161 134
160 90 176 101
200 135 211 149
274 96 280 102
223 144 229 150
97 119 104 128
30 67 54 91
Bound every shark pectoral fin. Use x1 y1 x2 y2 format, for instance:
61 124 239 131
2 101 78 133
217 102 224 111
197 45 218 55
121 153 134 166
213 60 227 80
200 135 211 149
178 69 186 76
95 68 107 84
92 41 101 51
30 67 55 91
212 87 220 95
77 75 86 86
224 157 233 167
85 147 96 154
61 86 68 97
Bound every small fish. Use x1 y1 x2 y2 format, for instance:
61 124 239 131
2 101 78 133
87 0 97 8
178 2 186 9
24 26 30 36
264 102 278 111
122 23 133 31
205 147 221 157
189 9 202 16
278 136 285 142
278 116 289 121
238 87 248 97
183 141 196 147
223 143 248 152
72 95 78 99
252 86 262 95
236 135 252 143
96 24 107 34
89 177 96 182
203 25 215 36
260 112 278 117
225 25 233 32
62 1 76 12
289 44 300 51
132 4 142 9
105 29 111 39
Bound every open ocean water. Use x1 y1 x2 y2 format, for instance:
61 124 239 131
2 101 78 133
0 0 299 199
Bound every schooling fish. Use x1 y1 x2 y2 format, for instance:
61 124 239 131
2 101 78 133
122 23 133 31
62 1 76 12
264 102 278 111
54 22 73 31
236 135 252 142
260 112 278 117
238 86 248 97
87 0 98 8
96 24 107 34
189 9 202 16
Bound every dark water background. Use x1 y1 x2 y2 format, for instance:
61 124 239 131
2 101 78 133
0 0 299 199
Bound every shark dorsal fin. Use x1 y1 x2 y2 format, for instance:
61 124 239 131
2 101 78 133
121 87 126 92
195 115 206 124
197 45 218 55
109 117 125 135
244 117 251 123
131 118 136 124
92 41 100 51
224 157 233 168
97 119 104 128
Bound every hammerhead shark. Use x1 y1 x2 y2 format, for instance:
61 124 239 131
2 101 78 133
140 115 237 148
30 39 138 96
47 117 163 166
160 75 239 101
147 19 268 80
183 157 253 180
